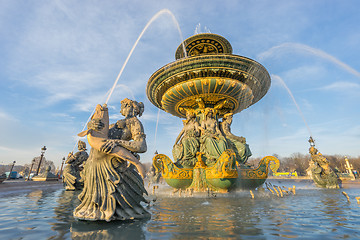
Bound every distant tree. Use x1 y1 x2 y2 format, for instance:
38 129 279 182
23 157 56 174
222 152 360 177
349 156 360 171
0 165 6 174
247 157 261 168
291 153 309 175
324 155 344 172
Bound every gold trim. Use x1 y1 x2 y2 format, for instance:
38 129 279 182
206 150 238 179
152 154 193 180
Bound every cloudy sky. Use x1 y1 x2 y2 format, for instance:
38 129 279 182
1 0 359 167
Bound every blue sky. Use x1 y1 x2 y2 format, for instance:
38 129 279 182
1 0 359 167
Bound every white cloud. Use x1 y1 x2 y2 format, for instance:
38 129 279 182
0 110 17 121
320 81 360 91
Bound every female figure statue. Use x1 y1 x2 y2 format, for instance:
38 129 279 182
74 98 150 221
199 108 228 164
172 110 200 168
63 140 88 190
220 113 252 164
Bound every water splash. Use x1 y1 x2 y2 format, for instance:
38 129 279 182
258 42 360 79
194 23 211 35
115 84 136 100
153 108 161 152
72 9 186 153
105 9 187 104
272 74 313 138
71 89 112 153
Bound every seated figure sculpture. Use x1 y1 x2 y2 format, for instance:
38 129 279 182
220 113 252 164
63 140 88 190
199 108 228 165
172 110 200 168
73 98 150 221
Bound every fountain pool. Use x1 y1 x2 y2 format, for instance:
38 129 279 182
1 180 359 239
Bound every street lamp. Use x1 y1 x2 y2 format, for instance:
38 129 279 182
59 157 65 180
7 161 16 180
35 146 47 176
26 158 36 181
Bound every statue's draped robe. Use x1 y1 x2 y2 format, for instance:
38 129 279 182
73 149 149 221
172 128 200 167
220 121 252 164
200 129 228 161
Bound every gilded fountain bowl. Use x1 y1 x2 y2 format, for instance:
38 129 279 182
146 34 271 118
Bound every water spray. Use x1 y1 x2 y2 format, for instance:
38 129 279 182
154 109 161 153
71 9 186 155
342 191 351 203
259 42 360 79
272 74 313 138
105 9 187 104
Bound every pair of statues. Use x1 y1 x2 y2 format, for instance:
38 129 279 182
70 98 150 221
172 108 251 168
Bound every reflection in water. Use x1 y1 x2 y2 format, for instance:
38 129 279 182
51 190 81 239
0 181 359 239
52 190 149 240
147 194 274 239
70 220 148 240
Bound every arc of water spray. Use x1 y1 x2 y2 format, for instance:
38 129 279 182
272 74 313 138
71 89 112 153
72 9 186 154
116 84 136 100
153 109 161 153
105 9 187 104
258 42 360 79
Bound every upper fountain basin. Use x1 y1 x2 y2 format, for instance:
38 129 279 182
146 34 271 118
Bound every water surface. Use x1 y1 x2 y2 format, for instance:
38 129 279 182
0 180 359 239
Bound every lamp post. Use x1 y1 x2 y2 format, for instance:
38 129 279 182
35 146 47 176
59 157 65 180
7 161 16 180
26 158 36 181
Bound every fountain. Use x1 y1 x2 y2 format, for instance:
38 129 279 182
147 33 279 192
307 137 341 188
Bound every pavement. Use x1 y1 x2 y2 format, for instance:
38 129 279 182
0 179 63 197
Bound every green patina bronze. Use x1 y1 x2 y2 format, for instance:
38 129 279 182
308 137 341 188
147 33 279 192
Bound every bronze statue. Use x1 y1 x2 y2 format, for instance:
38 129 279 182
31 166 58 181
63 141 88 190
147 33 277 192
308 137 341 188
199 108 228 165
74 99 150 221
172 110 200 168
220 113 252 164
